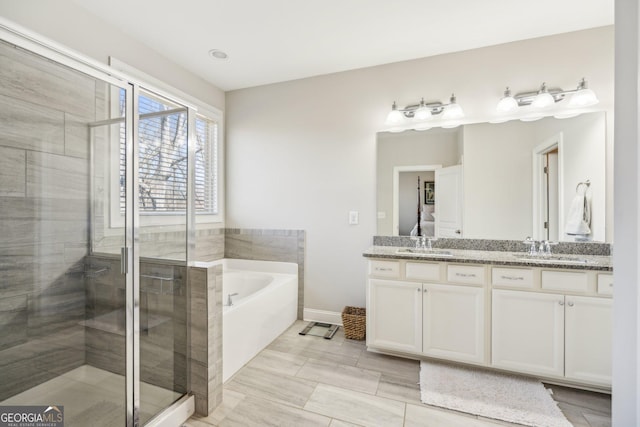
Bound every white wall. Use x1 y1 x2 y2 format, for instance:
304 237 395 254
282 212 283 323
226 26 614 314
0 1 225 109
613 0 640 424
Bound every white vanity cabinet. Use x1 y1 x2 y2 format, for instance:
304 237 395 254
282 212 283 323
365 255 612 390
422 283 485 363
367 279 422 353
492 288 612 386
367 260 487 365
564 295 612 386
492 289 565 377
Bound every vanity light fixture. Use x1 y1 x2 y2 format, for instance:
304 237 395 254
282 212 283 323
567 78 599 108
496 87 518 113
384 93 465 131
494 78 599 121
385 102 404 125
531 83 555 109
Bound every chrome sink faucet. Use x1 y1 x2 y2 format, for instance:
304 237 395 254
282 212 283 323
539 240 557 256
423 236 437 250
523 237 538 255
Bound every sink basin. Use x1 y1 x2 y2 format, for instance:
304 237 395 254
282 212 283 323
396 248 454 257
513 254 596 265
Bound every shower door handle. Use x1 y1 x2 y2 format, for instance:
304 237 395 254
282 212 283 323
121 247 129 275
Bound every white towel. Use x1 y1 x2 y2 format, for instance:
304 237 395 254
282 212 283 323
565 185 591 236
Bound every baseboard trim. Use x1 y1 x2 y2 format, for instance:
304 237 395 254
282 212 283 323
303 308 342 325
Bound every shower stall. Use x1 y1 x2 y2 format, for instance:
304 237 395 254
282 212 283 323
0 23 214 426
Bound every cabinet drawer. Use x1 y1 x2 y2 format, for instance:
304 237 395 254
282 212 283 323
447 265 485 285
369 260 400 278
597 274 613 296
492 267 534 289
406 262 440 281
541 270 588 293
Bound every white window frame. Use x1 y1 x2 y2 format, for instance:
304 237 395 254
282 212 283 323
106 58 224 230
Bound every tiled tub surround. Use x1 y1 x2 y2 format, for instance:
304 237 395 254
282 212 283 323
225 228 305 319
189 263 223 416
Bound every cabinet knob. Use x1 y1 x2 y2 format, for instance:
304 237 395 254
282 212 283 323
417 287 421 292
558 301 564 306
567 301 574 307
423 288 428 293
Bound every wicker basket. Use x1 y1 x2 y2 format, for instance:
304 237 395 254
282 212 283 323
342 306 366 340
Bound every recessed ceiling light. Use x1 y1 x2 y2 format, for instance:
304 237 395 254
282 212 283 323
208 49 228 60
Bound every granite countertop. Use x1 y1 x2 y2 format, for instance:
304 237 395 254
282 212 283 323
363 246 612 271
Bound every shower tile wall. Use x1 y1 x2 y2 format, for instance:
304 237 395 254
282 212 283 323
0 40 94 400
225 228 305 319
92 227 225 262
84 255 189 394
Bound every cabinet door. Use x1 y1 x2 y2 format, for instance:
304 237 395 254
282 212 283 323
492 290 564 377
367 279 422 353
423 283 485 364
565 296 612 386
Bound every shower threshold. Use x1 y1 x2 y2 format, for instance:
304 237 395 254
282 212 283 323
298 322 340 340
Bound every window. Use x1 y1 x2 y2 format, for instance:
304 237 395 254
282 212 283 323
110 89 221 226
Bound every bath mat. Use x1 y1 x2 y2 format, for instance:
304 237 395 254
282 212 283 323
419 360 572 427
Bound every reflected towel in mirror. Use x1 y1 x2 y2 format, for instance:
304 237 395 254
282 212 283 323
565 184 591 236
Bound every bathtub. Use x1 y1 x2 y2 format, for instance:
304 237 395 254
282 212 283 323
203 258 298 382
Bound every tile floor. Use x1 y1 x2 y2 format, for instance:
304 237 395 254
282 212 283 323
185 320 611 427
0 365 181 426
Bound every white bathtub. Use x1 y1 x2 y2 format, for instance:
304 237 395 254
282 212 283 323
209 259 298 382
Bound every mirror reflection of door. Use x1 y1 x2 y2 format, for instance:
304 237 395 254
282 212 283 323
435 165 463 238
534 133 562 241
545 149 559 241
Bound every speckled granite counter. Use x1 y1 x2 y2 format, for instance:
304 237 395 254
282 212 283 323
363 246 612 271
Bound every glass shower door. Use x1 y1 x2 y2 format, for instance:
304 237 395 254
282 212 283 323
135 89 189 422
0 27 192 426
0 36 131 426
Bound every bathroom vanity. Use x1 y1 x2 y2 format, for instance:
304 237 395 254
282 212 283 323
363 245 613 391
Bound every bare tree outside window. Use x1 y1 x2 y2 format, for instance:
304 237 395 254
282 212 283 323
118 91 217 215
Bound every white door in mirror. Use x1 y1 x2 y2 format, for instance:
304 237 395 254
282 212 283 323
435 165 463 238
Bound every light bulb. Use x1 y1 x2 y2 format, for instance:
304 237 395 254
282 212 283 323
443 94 464 120
531 83 555 109
531 91 554 109
568 78 599 108
414 99 432 121
568 89 599 108
496 87 518 113
385 102 404 125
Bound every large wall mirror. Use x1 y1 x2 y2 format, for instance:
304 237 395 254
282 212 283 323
376 112 608 242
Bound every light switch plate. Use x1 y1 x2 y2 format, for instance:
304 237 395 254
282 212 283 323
349 211 359 225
